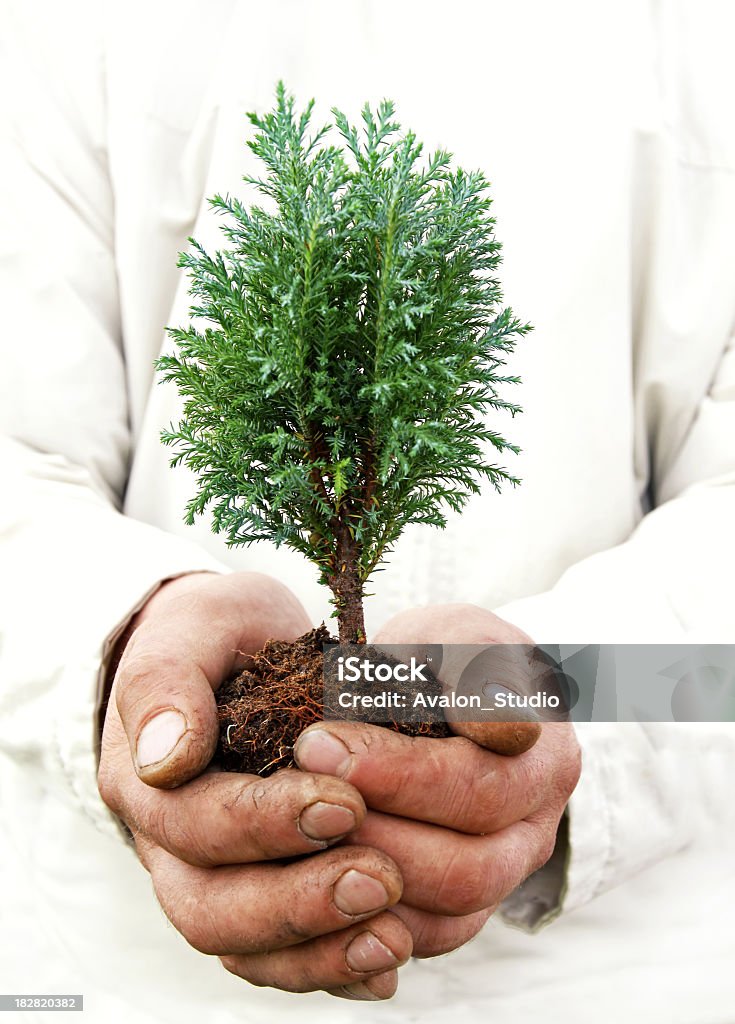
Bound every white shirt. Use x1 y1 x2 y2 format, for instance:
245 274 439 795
1 1 734 1021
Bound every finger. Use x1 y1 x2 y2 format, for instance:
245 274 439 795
328 970 399 1001
101 749 368 865
389 902 494 958
373 603 542 755
294 721 555 833
220 911 412 994
450 720 541 756
140 841 404 955
114 572 310 788
372 603 533 646
341 810 556 916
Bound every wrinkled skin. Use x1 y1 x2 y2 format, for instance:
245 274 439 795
98 572 581 1000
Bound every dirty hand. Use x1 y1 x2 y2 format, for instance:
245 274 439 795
98 572 412 1001
294 603 582 958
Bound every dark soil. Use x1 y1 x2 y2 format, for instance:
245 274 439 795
215 625 451 776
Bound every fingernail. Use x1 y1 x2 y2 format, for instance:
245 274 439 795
334 870 390 916
338 982 383 1001
294 729 351 776
346 932 398 973
136 709 187 769
299 802 357 841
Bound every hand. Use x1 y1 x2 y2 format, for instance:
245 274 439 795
98 572 413 1000
293 603 582 958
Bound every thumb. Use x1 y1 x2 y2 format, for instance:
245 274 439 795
373 602 543 758
112 572 310 788
449 720 541 757
114 624 220 789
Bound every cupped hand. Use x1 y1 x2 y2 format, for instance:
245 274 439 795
294 603 581 958
98 572 413 1000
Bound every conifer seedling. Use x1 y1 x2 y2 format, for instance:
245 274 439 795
158 83 534 773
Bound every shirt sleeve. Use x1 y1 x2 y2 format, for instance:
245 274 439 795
498 353 735 931
498 0 735 931
0 2 228 841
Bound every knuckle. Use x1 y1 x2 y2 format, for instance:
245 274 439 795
490 846 523 903
331 724 407 796
413 935 450 959
176 893 227 955
518 816 559 877
532 830 557 873
115 641 183 712
242 573 309 629
220 956 271 988
118 631 165 676
409 918 454 958
564 737 583 793
219 956 247 981
143 799 183 857
280 963 323 994
382 773 408 809
439 740 518 831
114 657 161 717
435 846 489 915
549 732 582 805
355 844 400 881
412 913 489 958
440 770 483 830
221 954 318 994
440 603 482 628
143 797 171 844
521 755 549 806
339 721 387 760
131 831 154 869
147 793 218 866
225 778 284 859
473 758 512 828
170 899 204 951
96 761 121 814
268 767 319 806
283 770 322 805
175 915 208 954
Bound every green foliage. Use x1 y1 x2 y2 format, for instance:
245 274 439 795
158 81 529 603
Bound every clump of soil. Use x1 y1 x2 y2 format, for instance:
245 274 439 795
215 625 450 776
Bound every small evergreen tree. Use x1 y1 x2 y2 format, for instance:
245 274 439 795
158 82 529 643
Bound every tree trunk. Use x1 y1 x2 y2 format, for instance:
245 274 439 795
328 526 366 643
